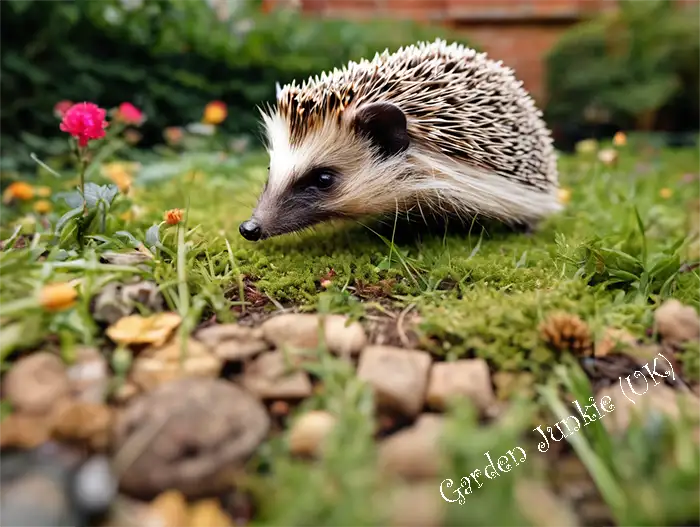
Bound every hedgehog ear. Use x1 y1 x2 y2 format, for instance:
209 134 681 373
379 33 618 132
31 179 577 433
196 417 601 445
352 102 409 158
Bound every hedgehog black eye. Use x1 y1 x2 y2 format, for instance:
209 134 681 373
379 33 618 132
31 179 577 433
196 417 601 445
315 172 334 190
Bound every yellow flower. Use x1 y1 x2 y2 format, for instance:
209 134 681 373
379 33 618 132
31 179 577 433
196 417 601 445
3 182 34 203
597 148 618 166
558 188 572 205
102 163 133 193
164 208 183 225
575 139 598 155
659 188 673 199
33 200 52 214
119 210 133 222
612 131 627 147
39 283 78 311
36 186 52 198
202 101 227 125
186 170 205 183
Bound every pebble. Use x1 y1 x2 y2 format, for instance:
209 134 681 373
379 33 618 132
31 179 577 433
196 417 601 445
260 313 367 357
594 328 637 357
195 324 270 362
72 455 118 516
426 359 495 414
241 351 313 400
113 378 270 499
0 446 85 527
515 481 580 527
130 337 222 391
66 347 110 404
356 346 432 417
92 280 164 325
388 481 446 527
378 414 445 480
4 352 71 415
655 299 700 346
288 410 337 457
51 401 114 451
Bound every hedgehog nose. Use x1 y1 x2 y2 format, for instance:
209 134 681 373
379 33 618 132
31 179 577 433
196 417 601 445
239 220 262 241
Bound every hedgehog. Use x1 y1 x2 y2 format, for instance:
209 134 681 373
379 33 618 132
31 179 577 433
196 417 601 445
239 39 561 242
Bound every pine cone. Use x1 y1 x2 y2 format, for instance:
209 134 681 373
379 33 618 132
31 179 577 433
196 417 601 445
539 313 592 356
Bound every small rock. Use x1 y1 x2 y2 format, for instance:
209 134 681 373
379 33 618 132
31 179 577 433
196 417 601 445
241 351 313 400
106 312 181 348
655 299 700 346
515 480 580 527
93 280 164 325
188 498 234 527
101 250 152 267
388 481 446 527
72 455 118 516
130 337 222 391
4 352 71 415
147 490 189 527
378 414 445 480
260 313 367 357
51 401 114 451
0 453 78 527
196 324 264 347
426 359 496 414
594 328 637 357
0 413 52 449
356 346 432 417
288 410 336 457
195 324 270 362
112 378 270 499
66 347 109 404
112 381 140 405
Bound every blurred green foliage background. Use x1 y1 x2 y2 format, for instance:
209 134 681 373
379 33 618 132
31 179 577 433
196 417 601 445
0 0 471 172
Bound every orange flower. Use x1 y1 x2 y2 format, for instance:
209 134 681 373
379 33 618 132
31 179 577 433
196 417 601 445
164 127 184 145
612 131 627 147
33 200 52 214
3 182 34 203
202 101 227 125
164 208 183 225
39 283 78 311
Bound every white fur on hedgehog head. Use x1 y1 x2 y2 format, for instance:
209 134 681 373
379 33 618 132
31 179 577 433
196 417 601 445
242 96 414 240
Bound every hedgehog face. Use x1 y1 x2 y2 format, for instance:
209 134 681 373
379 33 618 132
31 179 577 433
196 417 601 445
240 102 411 241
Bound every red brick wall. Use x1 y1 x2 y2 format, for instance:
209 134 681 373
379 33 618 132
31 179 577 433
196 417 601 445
260 0 689 103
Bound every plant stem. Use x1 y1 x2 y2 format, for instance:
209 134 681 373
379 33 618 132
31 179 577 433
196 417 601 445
78 147 88 214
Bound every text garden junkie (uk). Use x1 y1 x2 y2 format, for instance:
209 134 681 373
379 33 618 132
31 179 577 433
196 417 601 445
439 351 676 505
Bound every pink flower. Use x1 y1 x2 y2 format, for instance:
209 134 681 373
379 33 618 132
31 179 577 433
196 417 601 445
59 102 109 147
54 100 73 118
115 102 144 125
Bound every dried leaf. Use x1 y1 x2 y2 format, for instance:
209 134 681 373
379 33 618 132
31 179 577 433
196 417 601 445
106 312 181 347
149 490 189 527
188 499 234 527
